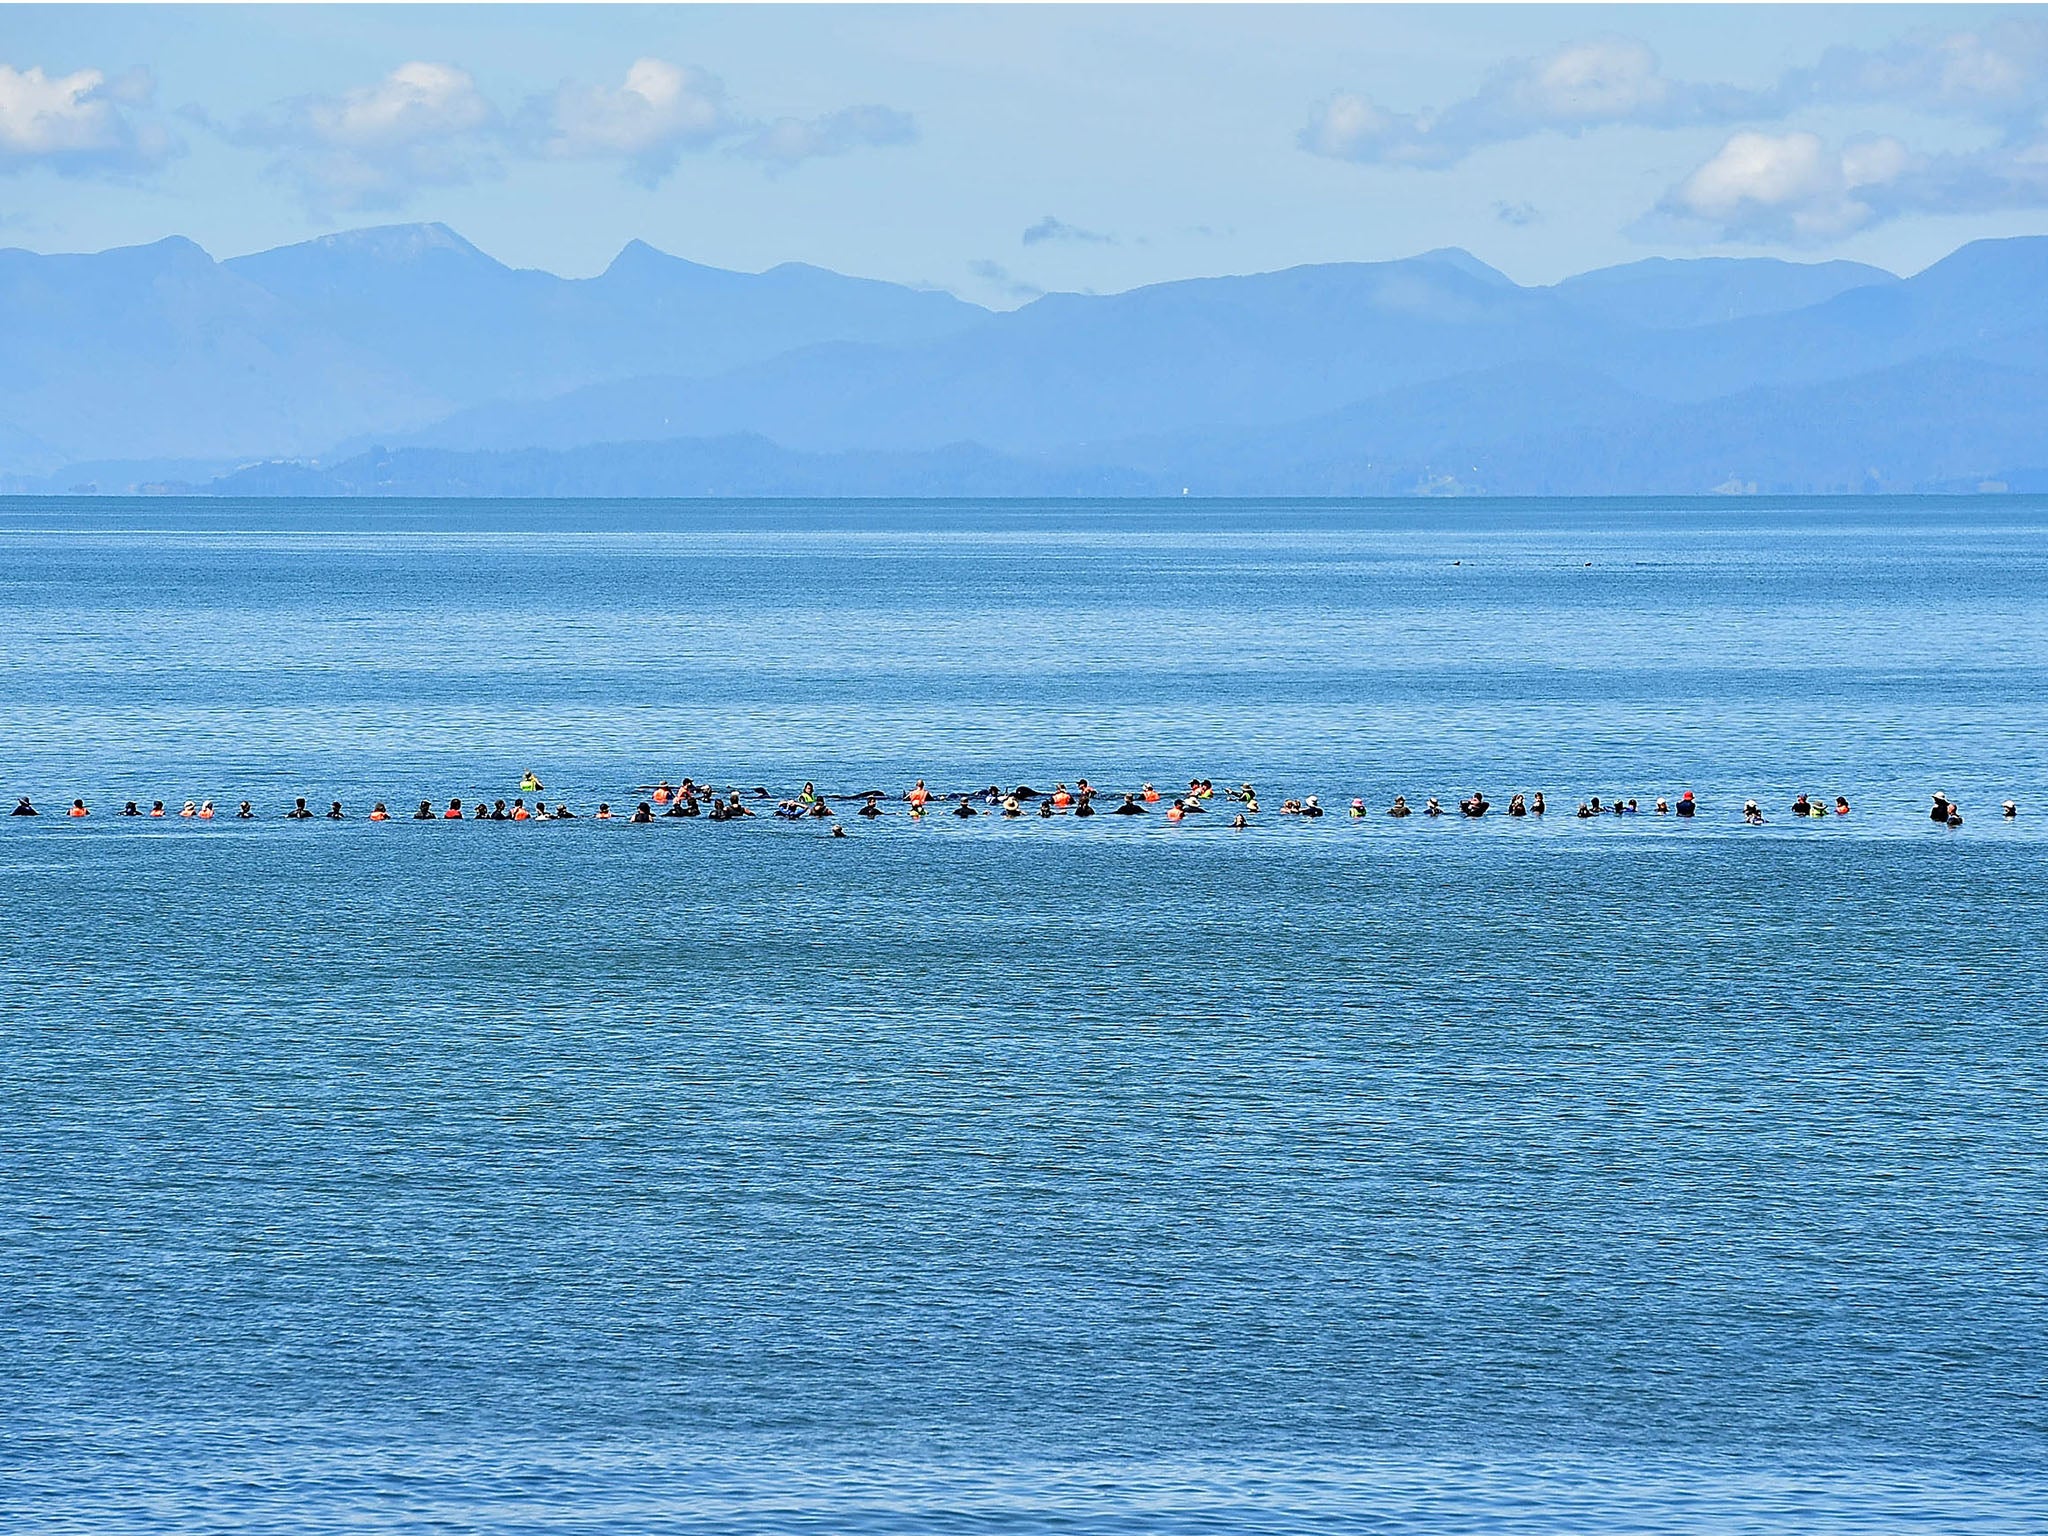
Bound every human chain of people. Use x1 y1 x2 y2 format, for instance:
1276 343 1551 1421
7 775 2019 829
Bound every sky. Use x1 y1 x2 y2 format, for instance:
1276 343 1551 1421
3 4 2046 303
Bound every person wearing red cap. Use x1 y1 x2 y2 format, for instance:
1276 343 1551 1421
1675 791 1695 819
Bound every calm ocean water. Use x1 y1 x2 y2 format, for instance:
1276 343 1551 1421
3 496 2045 1534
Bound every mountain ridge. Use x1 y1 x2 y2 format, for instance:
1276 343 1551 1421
5 222 2048 496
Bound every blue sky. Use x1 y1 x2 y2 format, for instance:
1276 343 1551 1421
3 4 2045 302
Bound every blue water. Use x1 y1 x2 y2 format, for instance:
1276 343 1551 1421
3 497 2045 1533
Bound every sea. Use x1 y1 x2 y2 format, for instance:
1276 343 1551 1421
2 496 2044 1534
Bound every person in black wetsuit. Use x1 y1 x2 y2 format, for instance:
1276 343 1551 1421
1073 798 1095 818
1112 794 1146 815
326 801 345 820
287 798 313 820
630 802 655 823
1931 793 1951 823
953 800 978 818
859 795 883 818
237 801 255 819
11 796 36 816
414 800 434 820
1675 792 1695 818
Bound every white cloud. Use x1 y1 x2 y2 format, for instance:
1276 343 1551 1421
1303 20 2048 177
236 62 498 210
533 58 736 184
968 258 1042 302
1660 131 1886 242
531 60 915 181
1021 214 1113 246
225 56 915 202
734 104 916 169
0 62 175 177
1657 127 2048 243
1302 37 1773 168
1797 17 2048 126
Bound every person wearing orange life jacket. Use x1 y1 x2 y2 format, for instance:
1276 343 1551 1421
907 780 930 809
1141 784 1160 803
68 799 89 817
197 800 215 820
368 803 390 821
1165 799 1185 823
1050 784 1072 808
179 801 196 819
150 800 166 817
511 800 531 821
652 781 672 805
596 803 613 820
444 799 464 819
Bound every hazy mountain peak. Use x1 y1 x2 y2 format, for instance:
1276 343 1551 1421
1554 253 1896 330
1413 247 1516 287
1918 233 2048 285
601 239 724 282
96 235 216 271
236 222 497 270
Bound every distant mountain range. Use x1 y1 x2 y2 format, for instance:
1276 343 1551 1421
5 221 2047 496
